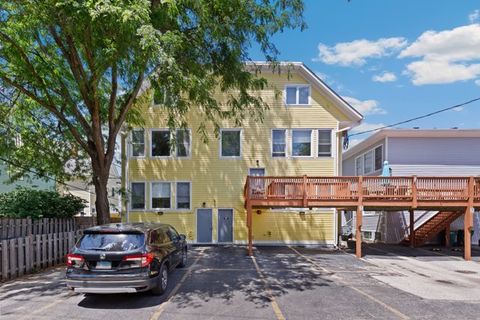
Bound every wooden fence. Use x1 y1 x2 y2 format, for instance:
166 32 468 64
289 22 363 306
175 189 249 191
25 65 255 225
0 230 83 281
0 217 95 240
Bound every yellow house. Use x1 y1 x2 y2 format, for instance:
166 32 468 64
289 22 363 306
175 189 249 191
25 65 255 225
122 62 362 247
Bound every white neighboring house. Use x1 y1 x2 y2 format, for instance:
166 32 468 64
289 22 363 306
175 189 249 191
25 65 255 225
342 129 480 246
59 163 122 217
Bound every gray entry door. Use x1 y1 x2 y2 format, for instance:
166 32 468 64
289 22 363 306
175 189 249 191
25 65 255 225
218 209 233 243
197 209 212 243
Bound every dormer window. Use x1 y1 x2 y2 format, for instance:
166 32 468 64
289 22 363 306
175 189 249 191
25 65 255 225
285 85 310 106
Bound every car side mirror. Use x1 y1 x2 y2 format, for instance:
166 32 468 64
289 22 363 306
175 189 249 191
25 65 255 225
179 234 186 241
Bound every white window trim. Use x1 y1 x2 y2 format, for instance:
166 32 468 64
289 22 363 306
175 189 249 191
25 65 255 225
150 128 172 158
284 84 311 107
355 144 384 176
219 128 243 159
130 129 146 158
150 181 173 210
130 181 146 211
175 128 192 159
317 129 333 158
291 129 314 158
271 129 287 158
175 181 192 211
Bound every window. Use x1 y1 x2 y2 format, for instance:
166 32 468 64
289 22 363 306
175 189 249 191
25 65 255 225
248 168 265 176
364 150 374 174
285 85 310 105
374 146 383 171
151 130 170 157
318 130 332 157
355 157 363 175
150 228 169 245
220 129 241 157
175 129 190 157
166 226 180 242
292 130 312 157
153 85 177 106
272 130 286 157
131 129 145 157
355 146 383 175
176 182 191 209
131 182 145 210
151 182 171 209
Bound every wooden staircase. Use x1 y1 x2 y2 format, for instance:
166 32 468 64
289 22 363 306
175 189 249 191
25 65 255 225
403 211 463 247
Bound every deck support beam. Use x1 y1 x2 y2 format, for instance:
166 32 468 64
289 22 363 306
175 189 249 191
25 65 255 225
445 224 450 248
409 209 415 248
247 201 253 256
355 206 363 258
464 177 474 261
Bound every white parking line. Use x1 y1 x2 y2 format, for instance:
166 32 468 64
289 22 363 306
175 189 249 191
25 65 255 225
149 248 206 320
250 255 286 320
288 246 410 320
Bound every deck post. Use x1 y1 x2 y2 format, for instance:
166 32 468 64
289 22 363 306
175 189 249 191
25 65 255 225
356 206 363 258
409 209 415 248
247 202 253 256
445 224 451 248
464 177 474 261
302 175 308 207
356 176 363 258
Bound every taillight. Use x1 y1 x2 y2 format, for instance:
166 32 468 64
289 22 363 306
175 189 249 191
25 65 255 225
123 253 154 267
66 253 84 267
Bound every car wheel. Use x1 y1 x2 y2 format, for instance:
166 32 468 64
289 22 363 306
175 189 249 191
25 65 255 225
151 263 168 296
178 249 187 268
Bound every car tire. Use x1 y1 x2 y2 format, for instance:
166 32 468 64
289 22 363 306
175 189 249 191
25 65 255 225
178 248 187 268
151 263 168 296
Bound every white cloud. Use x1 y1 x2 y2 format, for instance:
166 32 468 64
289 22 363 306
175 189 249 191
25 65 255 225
399 24 480 85
452 106 464 112
343 96 387 115
469 10 479 23
372 72 397 82
404 60 480 85
315 37 408 66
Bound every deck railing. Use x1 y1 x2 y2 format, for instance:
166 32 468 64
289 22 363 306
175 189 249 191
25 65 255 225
245 176 480 206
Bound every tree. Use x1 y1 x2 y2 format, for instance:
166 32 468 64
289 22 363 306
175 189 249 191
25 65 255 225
0 0 305 225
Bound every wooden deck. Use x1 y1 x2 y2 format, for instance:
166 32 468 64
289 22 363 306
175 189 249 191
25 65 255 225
244 176 480 260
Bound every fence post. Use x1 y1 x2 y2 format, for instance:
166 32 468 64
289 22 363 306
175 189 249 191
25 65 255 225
1 240 8 280
25 236 32 273
35 234 41 269
9 239 16 279
17 237 24 276
41 234 47 268
53 233 58 264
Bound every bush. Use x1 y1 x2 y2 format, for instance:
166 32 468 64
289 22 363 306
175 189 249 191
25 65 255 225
0 188 86 219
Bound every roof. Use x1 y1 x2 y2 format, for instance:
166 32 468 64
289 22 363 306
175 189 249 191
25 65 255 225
343 128 480 159
246 61 364 127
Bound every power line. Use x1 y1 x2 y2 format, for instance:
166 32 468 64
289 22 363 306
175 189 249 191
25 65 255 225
349 97 480 137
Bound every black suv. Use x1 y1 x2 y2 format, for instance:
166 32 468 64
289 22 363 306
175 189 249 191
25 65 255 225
66 223 187 295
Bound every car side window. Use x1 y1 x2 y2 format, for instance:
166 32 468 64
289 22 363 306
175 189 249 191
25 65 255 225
167 227 179 242
150 228 169 245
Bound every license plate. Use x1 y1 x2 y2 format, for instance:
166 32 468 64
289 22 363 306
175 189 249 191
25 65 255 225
96 261 111 270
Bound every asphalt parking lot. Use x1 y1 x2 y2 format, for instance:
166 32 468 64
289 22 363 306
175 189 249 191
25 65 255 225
1 245 479 320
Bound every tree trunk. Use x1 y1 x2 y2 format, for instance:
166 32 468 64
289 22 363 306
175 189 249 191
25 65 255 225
92 167 111 225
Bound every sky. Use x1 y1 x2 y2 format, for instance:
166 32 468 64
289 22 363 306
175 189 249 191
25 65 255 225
249 0 480 146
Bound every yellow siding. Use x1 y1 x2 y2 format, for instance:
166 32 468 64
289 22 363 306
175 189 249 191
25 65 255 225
125 71 344 244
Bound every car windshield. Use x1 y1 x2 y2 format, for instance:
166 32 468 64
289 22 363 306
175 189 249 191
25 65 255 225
77 233 145 252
